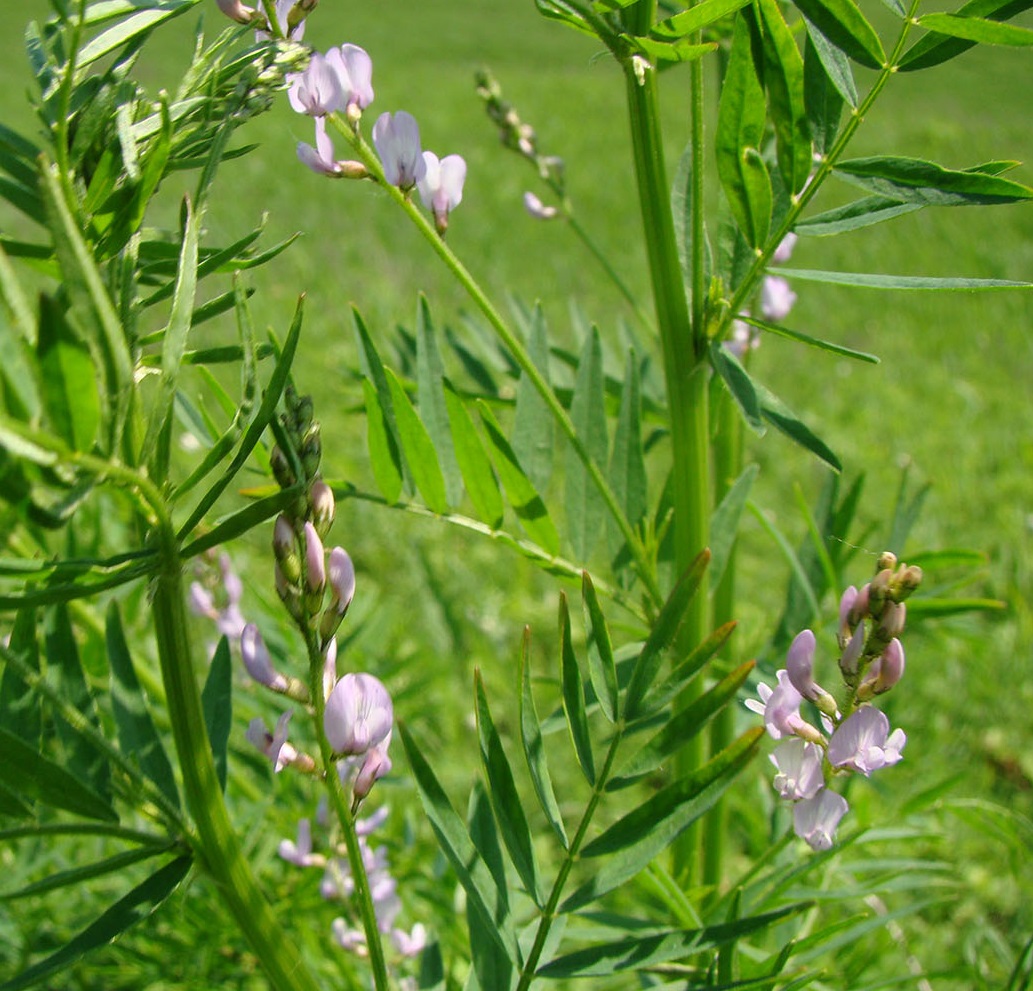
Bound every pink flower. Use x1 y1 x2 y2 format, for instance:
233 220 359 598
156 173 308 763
240 624 289 691
327 547 356 616
288 51 344 116
761 275 797 322
298 118 342 176
392 923 427 957
523 191 558 220
327 44 374 114
785 630 819 701
372 112 426 189
772 232 798 264
745 670 809 740
324 673 393 756
417 152 466 232
279 818 325 867
770 738 825 801
793 788 849 851
246 711 298 772
303 521 325 593
827 706 906 776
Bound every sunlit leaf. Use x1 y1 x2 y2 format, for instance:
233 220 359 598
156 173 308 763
442 380 503 527
511 303 554 494
794 0 886 69
559 592 595 785
386 368 449 515
582 572 619 723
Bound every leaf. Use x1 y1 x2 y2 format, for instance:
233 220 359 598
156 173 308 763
415 296 463 507
106 602 180 809
385 368 449 514
757 0 812 194
610 662 756 788
0 245 41 420
899 0 1033 70
796 194 920 235
559 593 595 785
474 672 542 906
774 268 1032 290
0 855 192 991
794 0 886 69
0 606 41 747
519 628 568 848
201 637 232 793
0 725 117 822
399 723 519 966
561 729 764 911
607 349 647 540
478 402 560 555
510 304 555 494
834 155 1033 205
653 0 754 37
442 380 503 527
648 621 739 713
917 11 1033 44
539 902 808 977
77 3 199 67
362 378 404 504
710 464 760 590
803 34 848 160
709 341 765 434
738 314 879 362
624 550 711 718
565 327 608 562
716 16 772 248
581 572 619 724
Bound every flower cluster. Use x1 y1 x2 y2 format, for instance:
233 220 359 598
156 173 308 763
189 550 247 647
278 805 426 960
747 552 921 850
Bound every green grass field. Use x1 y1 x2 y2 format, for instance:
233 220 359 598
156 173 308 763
2 1 1032 987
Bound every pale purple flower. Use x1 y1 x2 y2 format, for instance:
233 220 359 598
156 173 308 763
874 638 905 692
279 818 326 867
217 0 257 25
523 190 559 220
324 673 393 755
770 738 825 801
761 275 797 322
785 630 819 701
254 0 305 40
353 744 392 801
310 480 335 531
246 711 298 772
838 584 859 638
189 552 246 643
326 44 374 114
322 637 338 701
827 706 906 776
793 788 849 851
327 547 356 616
304 521 325 593
240 624 289 691
372 112 426 189
331 919 366 953
392 923 427 957
724 315 760 359
878 600 907 640
288 51 344 116
298 117 342 176
839 622 865 677
745 670 809 740
772 232 798 265
417 152 466 231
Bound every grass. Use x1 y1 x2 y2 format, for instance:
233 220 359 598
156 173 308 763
1 1 1032 987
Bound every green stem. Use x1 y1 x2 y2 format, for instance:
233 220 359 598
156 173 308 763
329 117 662 606
150 515 322 991
306 629 391 991
621 27 710 879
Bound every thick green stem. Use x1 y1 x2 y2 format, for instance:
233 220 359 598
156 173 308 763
622 32 710 880
151 517 321 991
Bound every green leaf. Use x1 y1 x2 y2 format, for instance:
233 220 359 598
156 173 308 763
0 855 192 991
757 0 812 194
474 671 542 906
77 3 200 67
478 402 560 555
0 244 40 420
775 268 1032 290
581 572 619 724
201 637 232 793
899 0 1033 70
917 11 1033 44
797 194 920 235
1 843 172 902
653 0 754 37
624 35 717 63
716 16 772 248
519 627 568 848
648 620 739 714
907 596 1006 617
559 592 595 785
442 380 503 527
510 304 554 494
362 378 404 504
624 550 710 719
106 602 180 809
709 341 765 434
794 0 886 69
565 328 608 562
610 661 756 788
0 784 33 820
803 34 849 161
710 464 760 590
0 606 41 747
561 729 764 911
607 349 647 541
0 724 117 822
834 155 1033 205
385 368 449 515
415 296 463 507
399 723 519 966
45 605 111 801
738 314 879 363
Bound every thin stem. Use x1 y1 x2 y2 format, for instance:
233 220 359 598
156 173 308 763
306 628 391 991
328 116 662 607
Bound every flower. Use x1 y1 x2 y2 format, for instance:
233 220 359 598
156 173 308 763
254 0 306 41
288 51 345 116
523 190 558 220
324 673 393 756
303 521 326 593
760 275 797 322
417 151 466 233
745 670 809 740
793 788 849 851
240 624 289 692
724 315 760 359
352 744 392 801
279 818 326 867
785 630 819 701
827 706 906 776
246 711 298 772
770 738 825 801
372 111 426 189
298 117 343 176
189 552 246 642
392 923 427 957
327 44 374 115
327 547 356 616
217 0 258 25
772 231 798 264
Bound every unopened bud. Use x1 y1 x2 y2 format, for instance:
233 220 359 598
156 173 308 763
877 601 906 640
275 563 305 623
874 638 905 693
839 623 865 678
338 160 369 179
271 445 295 490
241 624 289 692
868 568 892 614
877 551 898 572
273 514 302 584
310 480 335 536
217 0 258 25
893 564 923 600
304 521 326 595
301 423 322 478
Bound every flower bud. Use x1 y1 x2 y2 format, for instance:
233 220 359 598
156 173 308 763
241 624 289 692
270 445 295 490
304 521 326 595
275 563 305 623
877 600 906 640
786 630 817 700
217 0 258 24
877 551 898 572
839 623 865 678
868 568 892 614
301 423 322 479
838 585 858 641
310 480 335 536
353 745 392 802
273 514 302 584
874 638 905 693
893 564 923 601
